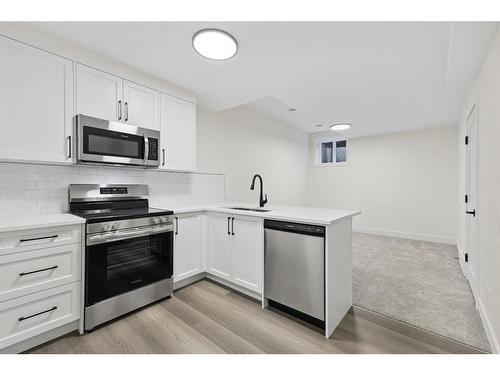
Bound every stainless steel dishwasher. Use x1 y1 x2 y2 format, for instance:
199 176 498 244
264 219 325 327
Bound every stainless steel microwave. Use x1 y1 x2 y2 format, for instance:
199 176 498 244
76 114 160 168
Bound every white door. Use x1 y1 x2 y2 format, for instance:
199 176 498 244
173 214 204 283
231 216 263 293
207 214 232 280
76 63 123 122
123 80 159 130
0 36 74 164
465 104 479 297
159 93 196 171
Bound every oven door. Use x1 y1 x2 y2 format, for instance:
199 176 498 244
85 225 173 306
77 114 160 167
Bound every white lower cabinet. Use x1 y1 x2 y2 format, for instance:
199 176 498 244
207 214 232 280
173 213 204 283
0 282 80 350
0 224 82 352
231 217 263 292
0 243 81 302
207 213 263 294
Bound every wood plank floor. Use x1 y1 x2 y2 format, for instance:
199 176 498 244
28 280 486 354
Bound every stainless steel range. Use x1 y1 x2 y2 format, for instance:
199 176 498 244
69 184 174 331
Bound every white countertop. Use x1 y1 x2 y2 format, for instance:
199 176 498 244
0 204 360 233
0 213 85 233
166 202 361 226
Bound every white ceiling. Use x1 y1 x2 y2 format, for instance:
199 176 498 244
31 22 498 137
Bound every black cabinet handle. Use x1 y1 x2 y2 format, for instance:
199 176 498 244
20 235 58 243
20 265 58 277
227 217 231 235
175 217 178 235
118 100 122 120
67 136 72 159
125 102 129 122
466 210 476 217
19 306 57 322
162 149 165 166
231 217 235 236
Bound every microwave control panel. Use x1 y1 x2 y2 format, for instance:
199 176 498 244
148 138 159 161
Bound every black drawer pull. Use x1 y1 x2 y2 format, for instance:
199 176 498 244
18 306 57 322
19 265 58 277
20 235 58 243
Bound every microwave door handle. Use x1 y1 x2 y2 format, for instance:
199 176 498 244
143 135 149 165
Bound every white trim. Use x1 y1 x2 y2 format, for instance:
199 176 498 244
353 226 456 245
477 298 499 353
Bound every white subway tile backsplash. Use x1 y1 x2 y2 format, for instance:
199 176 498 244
0 162 225 216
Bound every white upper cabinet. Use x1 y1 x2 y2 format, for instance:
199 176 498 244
159 93 196 171
76 64 123 122
123 80 159 130
76 64 159 130
173 213 204 283
0 36 74 164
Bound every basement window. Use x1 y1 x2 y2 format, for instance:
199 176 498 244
316 139 348 165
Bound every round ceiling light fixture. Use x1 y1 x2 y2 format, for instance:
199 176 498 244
192 29 238 61
329 123 352 131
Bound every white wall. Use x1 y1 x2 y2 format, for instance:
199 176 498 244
197 106 309 205
308 126 458 244
458 29 500 353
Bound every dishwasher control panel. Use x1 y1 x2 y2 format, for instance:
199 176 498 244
264 220 325 237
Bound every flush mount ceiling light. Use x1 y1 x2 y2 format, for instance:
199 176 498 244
329 123 352 131
192 29 238 61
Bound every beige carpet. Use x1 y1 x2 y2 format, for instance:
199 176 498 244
352 232 490 352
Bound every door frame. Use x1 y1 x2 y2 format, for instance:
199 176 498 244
464 102 479 299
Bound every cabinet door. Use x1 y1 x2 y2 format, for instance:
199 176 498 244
207 214 232 281
0 36 74 164
123 80 159 130
76 63 123 122
231 216 263 293
174 214 204 283
159 93 196 171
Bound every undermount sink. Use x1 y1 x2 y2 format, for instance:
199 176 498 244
227 207 271 213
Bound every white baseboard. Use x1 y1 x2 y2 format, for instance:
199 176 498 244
477 298 499 353
353 226 456 245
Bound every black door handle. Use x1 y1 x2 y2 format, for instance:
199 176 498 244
175 217 178 235
466 210 476 217
227 217 231 235
231 217 235 236
19 306 57 322
20 265 58 277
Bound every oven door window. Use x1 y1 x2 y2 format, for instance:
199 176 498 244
83 125 144 159
86 231 173 306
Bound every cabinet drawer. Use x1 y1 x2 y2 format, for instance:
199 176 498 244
0 225 81 256
0 282 80 349
0 244 81 302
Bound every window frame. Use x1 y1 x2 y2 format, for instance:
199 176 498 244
315 137 349 167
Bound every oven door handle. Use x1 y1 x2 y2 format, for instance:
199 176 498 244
87 224 174 246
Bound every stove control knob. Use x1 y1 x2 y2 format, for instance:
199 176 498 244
101 223 111 232
160 216 167 223
111 222 119 230
153 216 160 224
